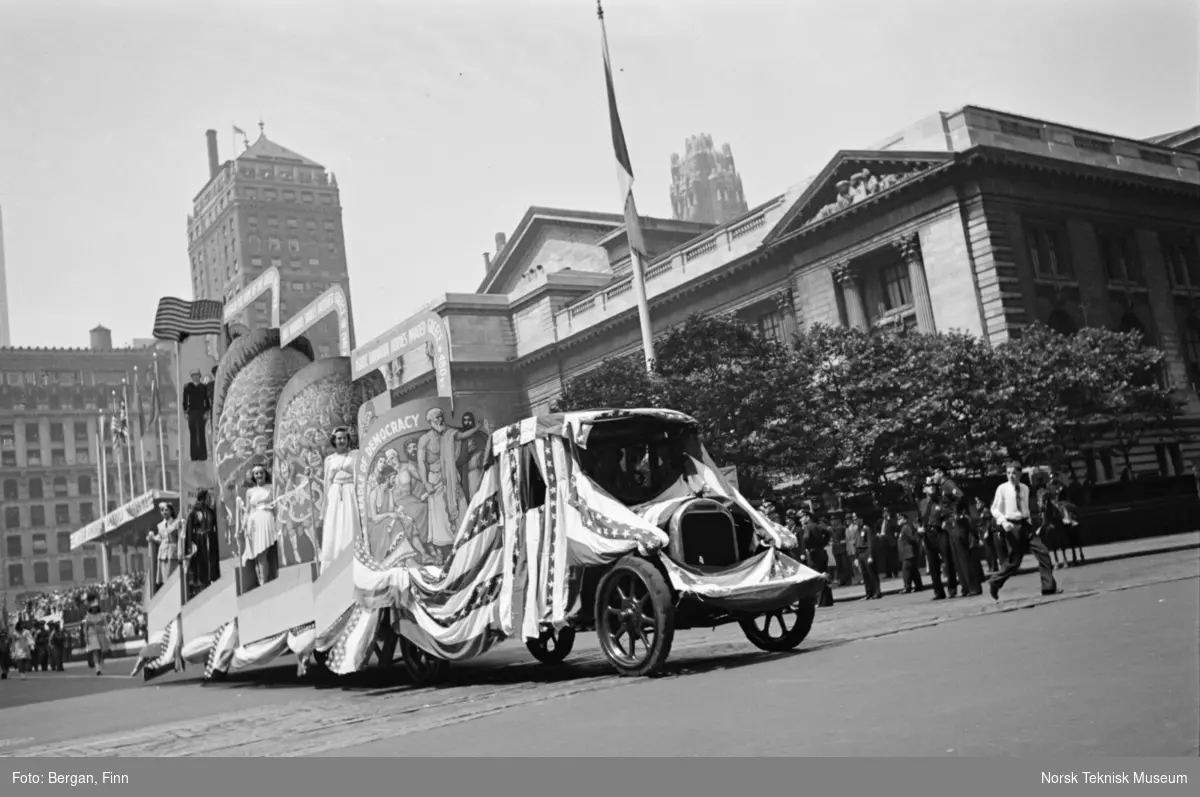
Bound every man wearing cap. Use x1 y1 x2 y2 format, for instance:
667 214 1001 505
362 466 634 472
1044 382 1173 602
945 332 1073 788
182 369 211 461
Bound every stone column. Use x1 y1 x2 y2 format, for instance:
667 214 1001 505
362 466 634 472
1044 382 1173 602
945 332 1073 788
832 262 868 332
894 233 937 334
775 287 799 340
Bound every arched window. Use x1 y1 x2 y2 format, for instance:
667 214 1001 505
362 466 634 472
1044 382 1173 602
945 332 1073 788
1047 309 1077 335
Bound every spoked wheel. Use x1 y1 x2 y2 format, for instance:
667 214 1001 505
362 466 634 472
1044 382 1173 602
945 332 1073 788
739 599 816 652
594 556 675 677
399 635 450 687
525 626 577 665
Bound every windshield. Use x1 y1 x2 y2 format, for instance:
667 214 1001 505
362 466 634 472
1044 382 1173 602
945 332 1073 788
577 420 690 506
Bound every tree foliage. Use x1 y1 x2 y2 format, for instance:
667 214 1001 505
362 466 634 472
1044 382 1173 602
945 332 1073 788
552 314 1186 500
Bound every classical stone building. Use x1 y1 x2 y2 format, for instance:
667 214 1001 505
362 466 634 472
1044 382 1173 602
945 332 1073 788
670 134 749 225
368 105 1200 483
186 127 356 358
0 326 166 604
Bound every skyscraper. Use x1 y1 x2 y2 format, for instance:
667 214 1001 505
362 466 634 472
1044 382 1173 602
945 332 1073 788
0 205 11 347
186 127 355 358
669 134 749 226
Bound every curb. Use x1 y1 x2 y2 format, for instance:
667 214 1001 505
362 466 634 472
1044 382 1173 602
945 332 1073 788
830 540 1200 604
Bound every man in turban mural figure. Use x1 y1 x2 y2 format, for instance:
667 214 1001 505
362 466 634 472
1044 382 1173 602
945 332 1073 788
416 407 489 562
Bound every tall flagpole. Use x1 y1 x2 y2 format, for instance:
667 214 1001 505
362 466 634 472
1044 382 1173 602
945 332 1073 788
111 393 127 506
122 378 136 500
134 366 150 493
96 412 108 514
175 340 185 501
154 354 168 489
598 0 655 371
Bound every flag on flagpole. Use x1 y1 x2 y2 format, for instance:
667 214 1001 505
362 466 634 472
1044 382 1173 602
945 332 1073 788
233 125 247 138
111 389 129 447
598 1 647 257
145 357 162 432
152 298 224 342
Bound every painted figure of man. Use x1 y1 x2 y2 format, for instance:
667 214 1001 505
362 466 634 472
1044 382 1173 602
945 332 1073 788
182 369 210 461
416 408 481 560
456 412 492 502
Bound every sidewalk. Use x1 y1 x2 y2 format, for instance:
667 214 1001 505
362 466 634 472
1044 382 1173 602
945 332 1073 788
830 530 1200 603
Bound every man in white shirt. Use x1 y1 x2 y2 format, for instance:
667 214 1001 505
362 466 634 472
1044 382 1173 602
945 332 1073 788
988 461 1060 600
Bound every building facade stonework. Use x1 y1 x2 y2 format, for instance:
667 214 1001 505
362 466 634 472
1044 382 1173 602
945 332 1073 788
187 129 355 359
369 105 1200 484
1 326 167 604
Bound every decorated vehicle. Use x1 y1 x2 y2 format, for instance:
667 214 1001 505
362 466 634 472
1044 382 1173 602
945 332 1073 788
126 272 825 685
352 406 827 683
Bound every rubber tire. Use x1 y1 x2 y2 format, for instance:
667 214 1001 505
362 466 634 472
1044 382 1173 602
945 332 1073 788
594 555 675 678
739 599 817 653
525 626 577 665
399 635 450 687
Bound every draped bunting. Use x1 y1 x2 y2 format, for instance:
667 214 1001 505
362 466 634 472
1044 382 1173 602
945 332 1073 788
134 408 821 683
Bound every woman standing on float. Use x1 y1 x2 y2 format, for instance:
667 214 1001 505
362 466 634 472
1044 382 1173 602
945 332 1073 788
319 426 360 571
242 464 280 587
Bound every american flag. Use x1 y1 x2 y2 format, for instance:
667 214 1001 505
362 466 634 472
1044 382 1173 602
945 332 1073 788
111 390 129 446
152 297 224 342
598 1 647 257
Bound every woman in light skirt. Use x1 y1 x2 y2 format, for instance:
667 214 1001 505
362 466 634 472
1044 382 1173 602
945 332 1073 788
242 463 280 587
83 597 111 676
319 427 361 572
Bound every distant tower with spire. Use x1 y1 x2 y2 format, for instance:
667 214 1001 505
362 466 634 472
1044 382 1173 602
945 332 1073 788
669 134 749 225
185 126 356 358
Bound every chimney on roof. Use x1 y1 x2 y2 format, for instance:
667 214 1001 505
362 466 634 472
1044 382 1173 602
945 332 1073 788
206 130 220 179
494 232 507 254
90 326 112 352
483 252 492 272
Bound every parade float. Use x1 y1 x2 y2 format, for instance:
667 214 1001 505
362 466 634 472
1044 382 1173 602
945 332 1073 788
130 267 827 684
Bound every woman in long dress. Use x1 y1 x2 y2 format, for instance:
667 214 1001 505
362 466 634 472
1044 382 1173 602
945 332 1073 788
147 502 182 590
319 427 361 572
82 597 111 676
242 463 280 587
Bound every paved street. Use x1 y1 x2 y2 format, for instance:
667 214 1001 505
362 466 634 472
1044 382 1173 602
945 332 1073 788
0 541 1195 757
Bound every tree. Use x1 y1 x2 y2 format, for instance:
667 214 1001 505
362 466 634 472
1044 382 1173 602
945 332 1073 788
553 314 794 495
996 324 1186 472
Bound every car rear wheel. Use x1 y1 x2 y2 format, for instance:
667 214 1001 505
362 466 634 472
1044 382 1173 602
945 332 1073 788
739 599 816 652
525 626 576 665
595 556 675 677
399 635 450 687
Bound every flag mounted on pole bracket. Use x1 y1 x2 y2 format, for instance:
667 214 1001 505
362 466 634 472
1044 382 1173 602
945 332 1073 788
152 298 224 343
599 0 647 258
597 0 656 370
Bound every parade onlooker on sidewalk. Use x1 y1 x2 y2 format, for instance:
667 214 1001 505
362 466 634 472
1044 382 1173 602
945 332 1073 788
10 622 33 678
919 480 957 600
49 622 66 671
829 512 852 587
83 597 111 676
848 511 882 600
798 509 834 607
879 507 900 579
972 496 1002 573
935 467 981 597
0 627 11 679
897 514 924 593
34 622 51 671
989 461 1060 599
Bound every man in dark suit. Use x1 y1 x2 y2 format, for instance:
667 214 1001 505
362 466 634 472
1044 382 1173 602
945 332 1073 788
798 510 834 608
934 467 981 597
182 369 210 461
848 511 881 600
919 480 957 600
897 514 924 593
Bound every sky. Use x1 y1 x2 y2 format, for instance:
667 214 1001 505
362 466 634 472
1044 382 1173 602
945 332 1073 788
0 0 1197 350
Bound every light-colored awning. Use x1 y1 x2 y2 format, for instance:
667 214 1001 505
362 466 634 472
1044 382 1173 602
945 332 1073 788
70 489 180 550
